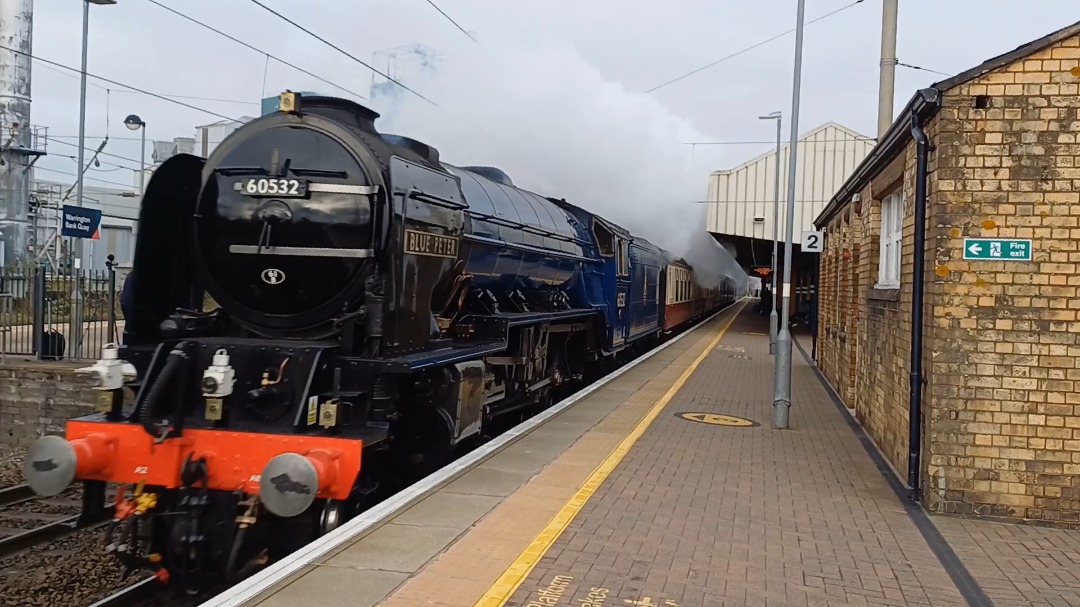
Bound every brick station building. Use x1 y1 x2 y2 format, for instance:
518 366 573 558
814 20 1080 524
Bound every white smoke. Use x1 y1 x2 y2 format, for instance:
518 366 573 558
371 37 747 291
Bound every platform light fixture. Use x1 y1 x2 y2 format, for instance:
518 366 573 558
758 110 782 357
124 114 146 194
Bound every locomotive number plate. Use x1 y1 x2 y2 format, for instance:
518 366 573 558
238 177 308 197
404 229 459 259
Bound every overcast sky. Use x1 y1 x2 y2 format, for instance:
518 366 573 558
24 0 1080 263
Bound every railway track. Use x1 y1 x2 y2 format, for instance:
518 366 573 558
0 511 83 557
0 486 82 558
0 482 34 507
87 577 159 607
88 576 225 607
0 483 113 559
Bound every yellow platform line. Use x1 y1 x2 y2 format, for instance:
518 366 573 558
473 303 744 607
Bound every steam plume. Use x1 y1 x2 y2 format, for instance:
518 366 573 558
371 38 747 291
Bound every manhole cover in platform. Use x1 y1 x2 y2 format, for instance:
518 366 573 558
676 412 758 427
729 354 752 360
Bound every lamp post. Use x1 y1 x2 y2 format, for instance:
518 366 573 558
77 0 118 208
759 111 782 355
773 0 807 430
124 114 146 194
70 0 117 360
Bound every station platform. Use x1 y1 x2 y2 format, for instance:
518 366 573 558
204 303 1080 607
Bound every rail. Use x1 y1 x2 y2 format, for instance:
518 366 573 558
0 483 34 507
0 486 114 559
86 577 159 607
0 512 83 557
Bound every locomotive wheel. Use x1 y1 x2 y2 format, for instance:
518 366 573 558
320 499 349 535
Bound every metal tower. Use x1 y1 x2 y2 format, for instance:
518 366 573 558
0 0 46 267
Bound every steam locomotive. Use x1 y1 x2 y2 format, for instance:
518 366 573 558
22 92 737 590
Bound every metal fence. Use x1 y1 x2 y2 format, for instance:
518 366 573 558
0 260 126 361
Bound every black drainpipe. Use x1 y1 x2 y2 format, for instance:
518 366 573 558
907 88 939 499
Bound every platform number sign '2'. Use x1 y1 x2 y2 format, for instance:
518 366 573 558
802 230 824 253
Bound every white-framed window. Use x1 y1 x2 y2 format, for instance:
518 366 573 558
617 241 630 276
877 188 903 288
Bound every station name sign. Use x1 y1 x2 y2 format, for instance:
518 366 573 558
962 238 1031 261
60 205 102 240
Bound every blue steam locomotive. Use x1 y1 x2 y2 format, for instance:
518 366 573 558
23 92 737 590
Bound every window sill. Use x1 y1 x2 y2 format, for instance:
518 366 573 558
869 287 901 302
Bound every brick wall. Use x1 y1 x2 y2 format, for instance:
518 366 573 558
816 215 842 394
818 209 860 409
818 131 932 481
0 359 98 447
925 34 1080 524
817 31 1080 525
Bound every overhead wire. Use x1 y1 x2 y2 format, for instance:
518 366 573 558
56 154 138 172
38 58 257 106
109 90 260 106
248 0 505 141
50 134 151 141
143 0 368 101
0 44 242 123
247 0 440 108
421 0 480 46
644 0 868 94
261 53 271 97
44 137 155 173
27 187 138 220
34 166 139 190
897 62 951 77
416 0 509 72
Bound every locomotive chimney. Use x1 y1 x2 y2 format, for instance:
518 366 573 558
292 94 382 134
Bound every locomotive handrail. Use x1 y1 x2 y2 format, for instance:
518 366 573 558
228 245 376 258
407 189 467 210
466 211 592 246
310 183 379 195
461 233 597 264
229 181 379 196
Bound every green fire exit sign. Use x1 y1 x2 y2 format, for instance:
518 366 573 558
962 238 1032 261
